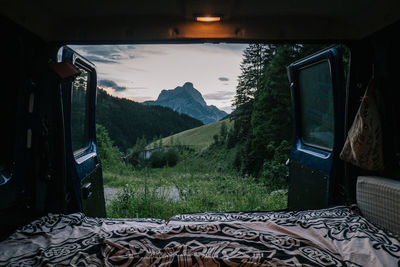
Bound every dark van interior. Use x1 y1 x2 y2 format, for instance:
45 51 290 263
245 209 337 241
0 0 399 265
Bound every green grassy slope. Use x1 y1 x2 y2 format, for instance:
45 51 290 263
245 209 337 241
147 119 233 149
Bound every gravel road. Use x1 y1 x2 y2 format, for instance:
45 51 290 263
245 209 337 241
103 186 121 203
103 186 180 203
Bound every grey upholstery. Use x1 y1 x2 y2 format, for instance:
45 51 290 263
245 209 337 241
357 176 400 237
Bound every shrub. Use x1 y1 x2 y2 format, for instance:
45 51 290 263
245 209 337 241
149 149 179 168
150 151 165 168
96 124 124 171
129 137 147 167
259 140 290 189
164 149 178 167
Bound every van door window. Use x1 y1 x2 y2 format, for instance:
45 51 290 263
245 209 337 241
299 60 334 150
287 46 345 210
71 67 90 154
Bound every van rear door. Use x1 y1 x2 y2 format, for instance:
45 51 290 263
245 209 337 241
59 46 106 217
287 47 346 210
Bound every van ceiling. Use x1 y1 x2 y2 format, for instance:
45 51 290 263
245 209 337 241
1 0 399 42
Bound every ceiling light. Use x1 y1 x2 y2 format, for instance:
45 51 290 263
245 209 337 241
196 16 221 22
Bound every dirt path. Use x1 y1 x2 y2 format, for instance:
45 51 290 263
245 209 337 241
103 186 121 203
103 186 181 203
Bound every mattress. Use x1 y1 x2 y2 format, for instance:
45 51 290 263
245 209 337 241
0 206 399 266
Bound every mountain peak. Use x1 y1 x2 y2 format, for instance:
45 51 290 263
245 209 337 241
157 82 206 107
183 82 193 88
146 83 227 124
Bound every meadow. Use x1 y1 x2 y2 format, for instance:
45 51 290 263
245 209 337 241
146 119 233 150
104 148 288 220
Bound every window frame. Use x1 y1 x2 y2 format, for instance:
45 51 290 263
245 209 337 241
71 58 95 159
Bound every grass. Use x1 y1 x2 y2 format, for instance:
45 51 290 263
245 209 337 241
104 149 288 220
104 121 287 220
146 119 233 150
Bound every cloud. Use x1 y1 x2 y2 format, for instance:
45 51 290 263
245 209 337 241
198 43 248 55
98 79 126 91
72 45 136 56
84 55 119 64
129 87 148 90
70 45 136 64
218 77 229 81
203 91 235 101
132 46 169 58
220 106 234 114
70 44 169 66
207 43 248 52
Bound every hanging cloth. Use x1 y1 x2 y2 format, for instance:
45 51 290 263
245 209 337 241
340 78 384 171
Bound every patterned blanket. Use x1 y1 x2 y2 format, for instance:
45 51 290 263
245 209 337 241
0 206 399 266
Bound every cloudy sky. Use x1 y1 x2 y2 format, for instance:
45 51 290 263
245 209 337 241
70 44 248 113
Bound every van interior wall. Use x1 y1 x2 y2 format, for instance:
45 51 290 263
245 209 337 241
345 21 400 204
0 17 67 240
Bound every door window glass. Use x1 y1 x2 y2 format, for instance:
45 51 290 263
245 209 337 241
71 67 90 153
299 60 334 150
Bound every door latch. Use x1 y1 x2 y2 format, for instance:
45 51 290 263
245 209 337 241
82 183 93 199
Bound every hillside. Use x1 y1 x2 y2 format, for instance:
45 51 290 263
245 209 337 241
144 82 227 124
96 88 203 152
147 119 233 150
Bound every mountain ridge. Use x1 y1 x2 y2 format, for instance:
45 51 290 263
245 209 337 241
144 82 227 124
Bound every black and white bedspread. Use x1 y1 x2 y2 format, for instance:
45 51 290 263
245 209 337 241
0 206 399 266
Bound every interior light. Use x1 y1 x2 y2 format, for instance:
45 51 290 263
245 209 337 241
196 16 221 22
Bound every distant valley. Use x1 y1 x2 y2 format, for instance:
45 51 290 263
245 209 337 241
96 88 203 152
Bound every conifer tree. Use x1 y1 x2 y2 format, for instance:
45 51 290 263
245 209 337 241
230 43 327 177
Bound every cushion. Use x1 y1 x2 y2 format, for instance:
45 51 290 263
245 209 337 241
357 176 400 236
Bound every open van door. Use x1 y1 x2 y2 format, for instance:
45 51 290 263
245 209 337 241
58 46 106 217
287 46 346 210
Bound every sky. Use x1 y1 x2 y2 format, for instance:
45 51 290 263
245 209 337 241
70 44 248 113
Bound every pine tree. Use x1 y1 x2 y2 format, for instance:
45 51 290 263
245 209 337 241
232 44 273 108
230 44 275 144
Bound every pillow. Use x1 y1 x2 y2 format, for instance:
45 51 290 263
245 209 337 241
357 176 400 237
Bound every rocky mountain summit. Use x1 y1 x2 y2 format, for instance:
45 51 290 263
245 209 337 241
144 82 227 124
